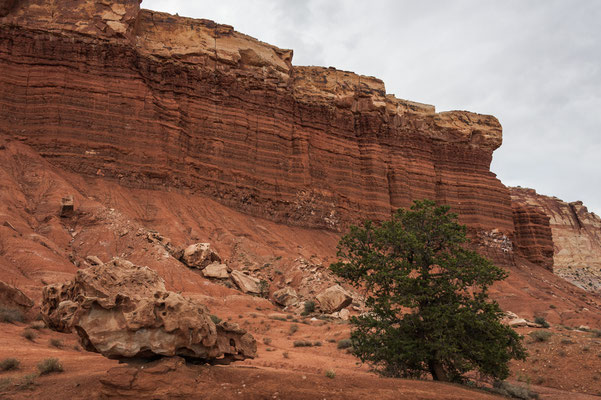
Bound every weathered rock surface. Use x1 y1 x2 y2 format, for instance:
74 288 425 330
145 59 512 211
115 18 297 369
316 285 352 313
201 262 229 279
0 0 514 238
272 287 298 307
230 270 261 294
180 243 222 269
511 202 554 270
0 280 33 311
511 187 601 291
41 258 256 362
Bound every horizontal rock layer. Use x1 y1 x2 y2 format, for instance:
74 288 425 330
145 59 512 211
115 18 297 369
0 0 512 235
511 202 554 270
511 187 601 291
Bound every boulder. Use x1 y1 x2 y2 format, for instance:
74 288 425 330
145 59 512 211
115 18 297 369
272 287 298 307
41 258 256 362
230 270 261 294
85 255 103 266
201 262 229 279
338 308 350 320
180 243 221 269
316 284 352 313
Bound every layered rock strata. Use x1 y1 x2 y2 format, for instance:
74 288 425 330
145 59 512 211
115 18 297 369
41 258 257 362
511 187 601 291
0 0 513 235
511 202 554 270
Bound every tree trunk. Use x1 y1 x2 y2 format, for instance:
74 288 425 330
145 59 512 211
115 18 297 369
428 360 449 382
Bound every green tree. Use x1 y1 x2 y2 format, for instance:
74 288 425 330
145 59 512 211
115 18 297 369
330 200 526 382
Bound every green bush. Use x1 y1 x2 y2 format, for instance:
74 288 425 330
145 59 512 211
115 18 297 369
17 373 38 390
37 358 63 375
325 369 336 379
529 331 552 342
337 339 352 349
49 338 63 348
293 340 313 347
0 307 25 323
534 316 550 328
0 358 20 371
209 315 222 324
288 324 298 335
304 301 316 314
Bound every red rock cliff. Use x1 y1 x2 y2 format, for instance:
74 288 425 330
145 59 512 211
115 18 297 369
0 0 513 234
511 187 601 291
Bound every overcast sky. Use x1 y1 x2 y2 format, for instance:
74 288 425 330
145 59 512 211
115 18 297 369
143 0 601 215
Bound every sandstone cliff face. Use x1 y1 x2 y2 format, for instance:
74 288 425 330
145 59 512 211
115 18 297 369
511 187 601 291
511 202 554 270
0 0 513 235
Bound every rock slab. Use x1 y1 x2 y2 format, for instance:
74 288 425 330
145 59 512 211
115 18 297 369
41 258 256 362
316 285 352 313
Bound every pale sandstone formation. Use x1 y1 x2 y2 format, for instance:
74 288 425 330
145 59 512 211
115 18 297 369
41 258 256 362
180 243 221 269
272 287 298 307
201 262 229 279
230 270 261 294
316 284 352 313
511 187 601 291
0 0 513 243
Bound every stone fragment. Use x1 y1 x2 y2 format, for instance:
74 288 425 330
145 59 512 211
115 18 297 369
338 308 350 320
201 262 229 279
316 285 352 313
230 270 261 294
180 243 221 269
272 287 298 307
60 195 74 218
41 258 256 362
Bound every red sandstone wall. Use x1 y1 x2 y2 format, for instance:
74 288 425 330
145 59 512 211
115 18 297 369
0 1 514 234
511 202 554 270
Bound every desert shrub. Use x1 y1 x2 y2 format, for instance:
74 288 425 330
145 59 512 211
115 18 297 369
288 324 298 335
258 280 270 298
49 338 63 348
492 380 538 399
560 338 574 345
304 301 316 314
293 340 313 347
266 347 275 352
37 358 63 375
337 339 352 350
313 341 322 347
583 346 590 352
0 307 25 323
591 329 601 338
22 329 37 342
209 315 222 324
263 337 272 345
282 352 289 359
17 373 38 390
529 331 552 342
271 316 286 321
327 338 336 343
325 369 336 379
534 316 550 328
286 314 293 320
0 358 20 371
28 321 45 330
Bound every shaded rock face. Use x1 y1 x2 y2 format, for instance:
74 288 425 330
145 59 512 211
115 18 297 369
41 258 256 362
230 270 261 294
0 0 513 238
0 280 33 311
511 187 601 291
272 287 298 307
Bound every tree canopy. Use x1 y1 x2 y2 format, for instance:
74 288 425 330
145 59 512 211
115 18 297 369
330 200 526 382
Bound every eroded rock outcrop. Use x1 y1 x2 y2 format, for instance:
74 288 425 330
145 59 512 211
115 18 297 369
0 280 33 312
0 0 514 240
41 258 256 362
511 187 601 291
316 284 352 313
179 243 222 269
511 202 554 270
